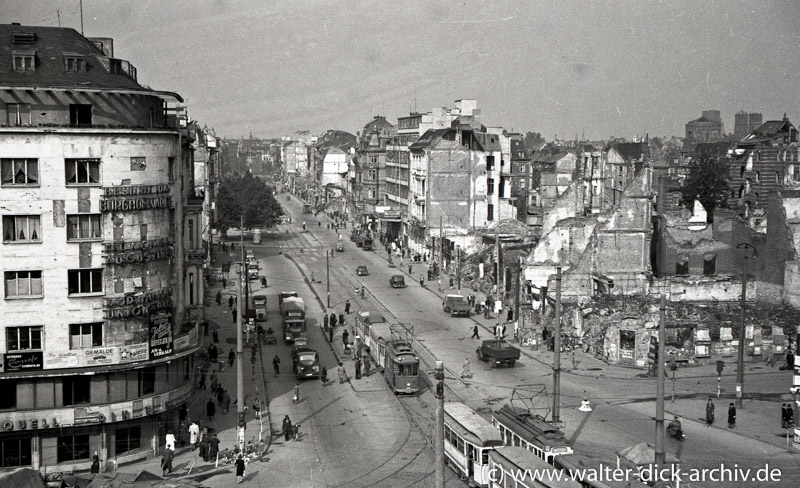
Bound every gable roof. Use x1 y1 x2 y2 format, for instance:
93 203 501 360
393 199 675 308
739 118 796 144
409 128 448 150
363 115 394 133
614 142 647 162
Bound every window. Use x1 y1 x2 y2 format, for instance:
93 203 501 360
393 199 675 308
368 189 376 199
6 103 31 126
675 257 689 276
370 156 378 165
130 157 146 171
65 159 100 185
188 219 194 249
68 269 103 295
1 158 39 186
1 439 31 468
3 215 41 242
0 380 15 410
57 434 90 463
64 55 85 72
138 367 155 396
486 155 495 171
168 157 175 182
69 323 102 349
62 377 91 406
703 255 716 276
67 214 102 241
6 326 42 351
367 170 377 181
487 203 494 221
12 52 35 71
487 178 495 195
4 271 43 298
115 426 142 455
69 104 92 125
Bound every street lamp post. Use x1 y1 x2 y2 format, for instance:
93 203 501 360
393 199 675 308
735 243 757 409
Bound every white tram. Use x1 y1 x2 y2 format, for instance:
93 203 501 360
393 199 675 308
444 402 504 487
488 446 582 488
492 405 574 465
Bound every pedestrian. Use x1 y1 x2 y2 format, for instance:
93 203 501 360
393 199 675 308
222 390 231 414
216 290 222 305
235 454 246 484
213 330 219 343
705 399 715 425
282 415 293 442
229 296 234 309
329 325 334 343
471 324 480 339
222 277 227 288
507 309 513 322
198 434 209 461
198 371 206 390
330 313 338 328
253 397 262 418
338 362 347 384
209 345 218 364
363 354 371 376
323 314 329 329
165 430 176 451
228 349 236 367
345 300 351 314
179 403 188 422
788 349 795 369
261 276 267 287
207 398 215 420
461 358 471 379
728 403 736 428
189 421 200 450
161 446 173 476
342 329 349 348
232 307 237 323
339 313 344 327
91 453 100 474
321 366 328 384
273 355 281 375
782 403 794 428
208 434 220 462
355 358 362 380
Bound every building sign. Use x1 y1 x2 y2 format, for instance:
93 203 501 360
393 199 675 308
120 343 149 363
149 308 174 359
4 351 43 372
101 184 171 212
103 238 174 265
104 288 173 320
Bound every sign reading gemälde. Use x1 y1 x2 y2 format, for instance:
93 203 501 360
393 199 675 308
101 184 171 212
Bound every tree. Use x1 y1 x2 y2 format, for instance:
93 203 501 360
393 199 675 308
680 157 730 220
215 172 283 234
523 131 545 153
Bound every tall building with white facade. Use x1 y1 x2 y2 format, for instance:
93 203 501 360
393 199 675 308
0 24 201 472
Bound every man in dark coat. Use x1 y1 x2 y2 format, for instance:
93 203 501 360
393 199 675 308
705 399 715 425
728 403 736 428
229 296 234 309
282 415 292 442
161 446 173 476
208 434 220 462
345 300 351 314
330 313 338 328
342 329 349 348
273 355 281 375
206 398 215 420
355 358 362 380
228 349 236 367
471 325 480 340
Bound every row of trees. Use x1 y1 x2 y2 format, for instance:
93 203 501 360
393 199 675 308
215 172 283 234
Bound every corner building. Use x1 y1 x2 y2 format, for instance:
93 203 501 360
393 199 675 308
0 24 200 472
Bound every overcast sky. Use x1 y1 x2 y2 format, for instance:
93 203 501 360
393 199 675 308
4 0 799 140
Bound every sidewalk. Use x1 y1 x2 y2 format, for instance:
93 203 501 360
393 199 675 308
115 246 270 480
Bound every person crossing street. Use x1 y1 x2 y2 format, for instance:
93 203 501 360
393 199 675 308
273 355 281 376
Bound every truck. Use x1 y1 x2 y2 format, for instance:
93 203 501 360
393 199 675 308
362 237 373 251
442 294 471 317
291 338 320 379
476 340 520 368
253 294 267 322
280 295 306 343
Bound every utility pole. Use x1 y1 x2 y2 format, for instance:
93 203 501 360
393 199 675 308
655 294 666 465
552 265 562 425
438 216 444 276
495 227 502 334
434 361 445 488
326 250 331 308
236 215 245 452
456 246 461 292
735 243 756 408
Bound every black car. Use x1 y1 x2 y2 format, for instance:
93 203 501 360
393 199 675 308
389 275 406 288
356 265 369 276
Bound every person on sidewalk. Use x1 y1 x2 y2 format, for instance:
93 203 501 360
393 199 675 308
208 434 220 462
471 324 480 340
161 446 173 476
461 358 471 379
199 434 209 461
705 399 715 425
91 453 100 474
727 403 736 428
782 403 793 428
235 454 246 484
216 290 222 305
165 430 176 451
323 314 329 330
273 355 281 375
213 330 219 344
355 358 362 380
222 390 231 414
222 277 227 289
189 421 200 450
342 329 349 348
229 296 234 309
329 325 334 343
330 313 338 328
339 313 344 327
206 398 216 420
282 416 293 442
345 300 351 314
507 309 513 322
321 366 328 385
232 307 237 323
364 354 372 376
224 348 234 367
338 362 347 384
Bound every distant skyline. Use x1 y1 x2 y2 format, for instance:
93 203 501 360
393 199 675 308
3 0 799 140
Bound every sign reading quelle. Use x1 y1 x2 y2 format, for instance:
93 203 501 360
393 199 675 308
149 307 174 359
103 238 174 265
104 288 173 320
4 351 43 372
101 184 171 213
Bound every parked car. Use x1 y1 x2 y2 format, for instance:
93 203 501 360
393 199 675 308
443 294 471 317
356 265 369 276
389 275 406 288
247 263 259 280
336 242 345 252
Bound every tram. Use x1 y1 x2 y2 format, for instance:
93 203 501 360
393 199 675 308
492 405 573 466
444 402 504 487
365 321 421 394
488 446 582 488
